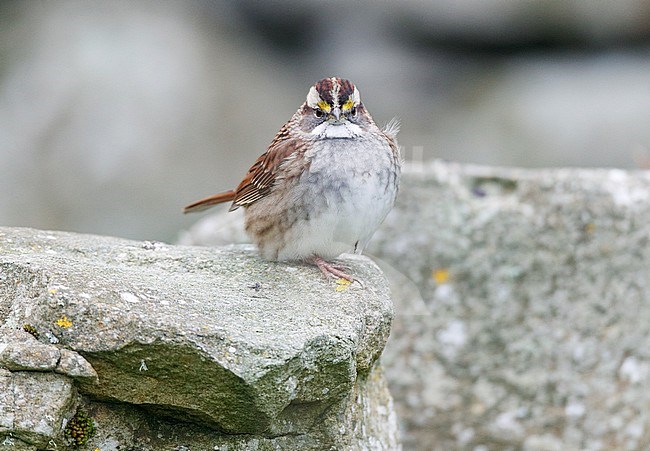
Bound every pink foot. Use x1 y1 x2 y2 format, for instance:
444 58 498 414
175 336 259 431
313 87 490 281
306 255 355 282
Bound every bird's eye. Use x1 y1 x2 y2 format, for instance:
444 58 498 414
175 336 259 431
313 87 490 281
350 107 357 117
314 109 324 118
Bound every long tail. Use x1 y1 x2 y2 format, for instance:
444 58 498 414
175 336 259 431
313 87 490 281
183 190 236 213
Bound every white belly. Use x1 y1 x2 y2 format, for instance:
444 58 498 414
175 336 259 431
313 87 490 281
276 137 398 261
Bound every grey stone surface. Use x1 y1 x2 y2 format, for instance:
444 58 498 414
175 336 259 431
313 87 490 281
374 161 650 450
82 362 400 451
0 369 13 431
0 330 60 371
0 227 398 449
12 372 76 447
0 370 76 448
56 349 98 381
181 160 650 450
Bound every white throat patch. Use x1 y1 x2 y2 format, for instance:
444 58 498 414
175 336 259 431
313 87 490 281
311 121 363 139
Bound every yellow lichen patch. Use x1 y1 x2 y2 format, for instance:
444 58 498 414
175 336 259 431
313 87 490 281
55 316 73 328
341 98 355 111
432 268 450 285
48 288 58 295
335 278 352 292
317 100 331 112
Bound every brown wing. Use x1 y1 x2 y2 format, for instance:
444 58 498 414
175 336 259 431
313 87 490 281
184 119 304 214
230 133 305 210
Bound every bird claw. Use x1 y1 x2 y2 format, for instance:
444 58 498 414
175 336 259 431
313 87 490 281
306 256 362 286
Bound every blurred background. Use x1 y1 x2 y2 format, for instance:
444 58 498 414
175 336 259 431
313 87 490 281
2 0 650 241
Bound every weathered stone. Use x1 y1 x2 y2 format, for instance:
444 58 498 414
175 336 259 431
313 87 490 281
82 362 398 451
373 161 650 450
181 160 650 450
0 369 13 431
0 329 60 371
5 372 76 448
0 227 398 449
55 349 98 381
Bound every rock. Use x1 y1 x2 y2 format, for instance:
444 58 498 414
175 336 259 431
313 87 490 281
177 207 249 247
371 161 650 450
0 227 398 449
181 160 650 450
0 329 60 371
0 369 13 431
56 349 98 382
83 361 399 451
0 371 76 448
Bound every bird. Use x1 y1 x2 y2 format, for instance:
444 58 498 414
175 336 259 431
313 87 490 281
184 77 400 281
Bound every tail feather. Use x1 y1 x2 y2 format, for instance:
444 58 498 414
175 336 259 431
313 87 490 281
183 190 237 213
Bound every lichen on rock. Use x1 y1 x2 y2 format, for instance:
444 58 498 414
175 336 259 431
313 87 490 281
0 226 398 450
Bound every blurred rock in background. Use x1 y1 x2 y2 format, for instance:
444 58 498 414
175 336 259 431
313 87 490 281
181 161 650 450
4 1 650 450
2 0 650 241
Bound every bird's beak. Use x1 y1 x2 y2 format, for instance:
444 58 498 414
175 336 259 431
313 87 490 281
329 107 342 122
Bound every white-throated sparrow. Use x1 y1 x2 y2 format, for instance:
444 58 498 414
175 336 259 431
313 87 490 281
184 77 400 281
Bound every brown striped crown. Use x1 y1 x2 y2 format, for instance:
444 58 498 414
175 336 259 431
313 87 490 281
306 77 361 113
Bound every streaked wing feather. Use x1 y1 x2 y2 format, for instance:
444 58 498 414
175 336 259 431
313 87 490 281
232 132 304 208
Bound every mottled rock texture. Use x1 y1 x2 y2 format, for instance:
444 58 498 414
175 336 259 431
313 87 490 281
182 161 650 450
0 228 398 450
372 161 650 450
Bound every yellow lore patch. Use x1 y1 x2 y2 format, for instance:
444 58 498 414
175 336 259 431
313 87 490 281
317 100 331 112
342 99 355 111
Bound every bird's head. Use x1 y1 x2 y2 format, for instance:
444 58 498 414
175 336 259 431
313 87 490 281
300 77 372 138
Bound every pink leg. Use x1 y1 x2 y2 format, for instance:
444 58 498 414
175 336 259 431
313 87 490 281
306 255 355 282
